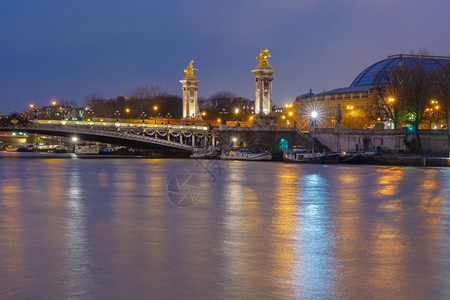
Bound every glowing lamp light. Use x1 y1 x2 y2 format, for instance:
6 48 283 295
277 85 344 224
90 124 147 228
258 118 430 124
232 138 237 142
388 98 395 102
311 111 318 119
72 137 78 142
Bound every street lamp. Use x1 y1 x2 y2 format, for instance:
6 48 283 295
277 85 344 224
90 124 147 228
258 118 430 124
153 106 158 124
60 106 67 120
125 108 130 121
219 108 228 124
140 111 147 126
166 113 172 125
30 104 39 120
114 110 120 122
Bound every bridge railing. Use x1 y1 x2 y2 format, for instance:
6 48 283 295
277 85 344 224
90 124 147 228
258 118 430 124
33 120 210 131
18 123 216 151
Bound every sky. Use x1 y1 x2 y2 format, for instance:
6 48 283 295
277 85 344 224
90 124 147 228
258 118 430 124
1 0 449 114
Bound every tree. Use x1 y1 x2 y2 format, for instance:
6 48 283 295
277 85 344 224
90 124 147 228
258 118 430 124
200 91 253 121
430 62 450 157
341 108 372 129
372 67 409 129
402 63 434 154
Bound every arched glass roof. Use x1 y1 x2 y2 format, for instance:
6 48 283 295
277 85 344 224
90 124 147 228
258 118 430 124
350 55 450 87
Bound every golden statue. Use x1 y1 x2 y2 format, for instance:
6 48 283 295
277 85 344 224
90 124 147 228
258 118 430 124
184 60 198 79
256 48 271 68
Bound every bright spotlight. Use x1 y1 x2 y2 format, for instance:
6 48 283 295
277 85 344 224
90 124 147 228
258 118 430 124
311 111 318 119
72 137 78 142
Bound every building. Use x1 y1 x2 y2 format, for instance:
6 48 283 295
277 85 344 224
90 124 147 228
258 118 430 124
294 54 450 130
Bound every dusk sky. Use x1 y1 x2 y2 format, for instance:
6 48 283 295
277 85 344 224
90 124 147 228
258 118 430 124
1 0 449 114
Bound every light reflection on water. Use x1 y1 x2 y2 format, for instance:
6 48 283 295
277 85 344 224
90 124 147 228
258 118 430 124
0 158 449 299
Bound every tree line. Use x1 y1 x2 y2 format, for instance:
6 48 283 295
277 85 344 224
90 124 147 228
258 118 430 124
373 55 450 154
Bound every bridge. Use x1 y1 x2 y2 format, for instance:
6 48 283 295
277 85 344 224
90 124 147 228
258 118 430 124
0 120 216 154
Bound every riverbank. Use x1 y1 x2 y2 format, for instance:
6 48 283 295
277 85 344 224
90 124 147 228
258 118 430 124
367 155 450 167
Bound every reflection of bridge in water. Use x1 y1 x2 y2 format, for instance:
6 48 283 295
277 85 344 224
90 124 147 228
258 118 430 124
0 121 216 154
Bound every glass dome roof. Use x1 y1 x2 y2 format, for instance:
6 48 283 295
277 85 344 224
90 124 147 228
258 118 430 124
350 54 450 87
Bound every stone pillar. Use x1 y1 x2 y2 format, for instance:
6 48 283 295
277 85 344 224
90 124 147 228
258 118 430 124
180 79 201 120
251 67 276 115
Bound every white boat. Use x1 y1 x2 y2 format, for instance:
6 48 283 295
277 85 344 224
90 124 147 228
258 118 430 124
74 143 100 155
220 151 272 161
190 147 221 159
283 148 341 163
4 145 21 152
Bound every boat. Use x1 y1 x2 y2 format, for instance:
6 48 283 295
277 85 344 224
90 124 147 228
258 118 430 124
17 144 34 152
340 152 375 164
190 146 221 159
74 142 100 155
52 145 68 153
99 145 135 155
283 148 341 163
4 145 21 152
220 150 272 161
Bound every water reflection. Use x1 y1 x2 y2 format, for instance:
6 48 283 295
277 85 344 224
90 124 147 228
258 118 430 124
0 159 448 299
297 172 336 298
63 165 92 298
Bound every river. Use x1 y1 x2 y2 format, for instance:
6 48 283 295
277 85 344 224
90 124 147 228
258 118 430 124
0 154 449 299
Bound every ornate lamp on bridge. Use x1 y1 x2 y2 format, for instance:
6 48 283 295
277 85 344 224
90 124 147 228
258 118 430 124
114 110 121 131
140 111 147 127
166 113 172 125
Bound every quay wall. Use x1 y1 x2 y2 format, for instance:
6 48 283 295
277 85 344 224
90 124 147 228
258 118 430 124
311 128 449 155
215 126 449 155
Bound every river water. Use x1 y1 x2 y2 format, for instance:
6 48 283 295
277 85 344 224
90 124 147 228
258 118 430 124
0 154 449 299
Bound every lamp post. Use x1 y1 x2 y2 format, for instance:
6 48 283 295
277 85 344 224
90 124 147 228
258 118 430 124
125 108 130 121
140 111 147 126
30 104 39 120
166 113 172 125
114 110 120 131
219 108 228 125
153 106 158 124
61 106 67 121
309 110 318 133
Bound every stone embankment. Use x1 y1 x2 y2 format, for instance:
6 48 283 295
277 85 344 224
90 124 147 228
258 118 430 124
368 156 450 167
